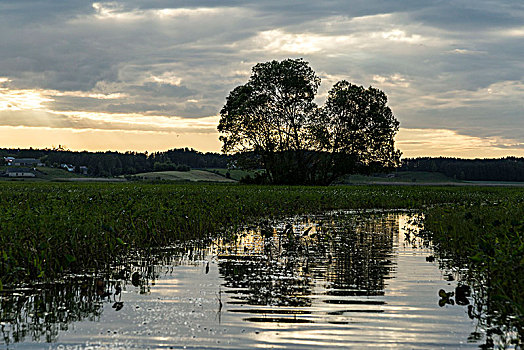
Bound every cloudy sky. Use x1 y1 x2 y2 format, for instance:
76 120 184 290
1 1 523 157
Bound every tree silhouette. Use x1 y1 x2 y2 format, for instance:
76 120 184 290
313 81 401 182
218 59 401 184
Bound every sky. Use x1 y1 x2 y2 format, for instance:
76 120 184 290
0 1 523 158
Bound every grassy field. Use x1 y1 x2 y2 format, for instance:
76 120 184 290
205 169 461 184
0 182 521 283
0 166 87 181
132 169 236 182
205 168 265 181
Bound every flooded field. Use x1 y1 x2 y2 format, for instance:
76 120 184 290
0 212 499 348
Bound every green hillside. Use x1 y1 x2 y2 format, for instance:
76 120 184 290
132 169 236 182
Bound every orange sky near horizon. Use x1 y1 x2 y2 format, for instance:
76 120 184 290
1 125 523 158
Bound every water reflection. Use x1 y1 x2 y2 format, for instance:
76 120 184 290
0 267 152 344
215 213 397 312
0 245 204 345
0 212 513 348
1 277 104 344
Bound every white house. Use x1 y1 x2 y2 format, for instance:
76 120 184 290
12 158 43 167
7 167 36 177
61 164 75 172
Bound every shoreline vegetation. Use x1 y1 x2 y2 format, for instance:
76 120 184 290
0 182 522 345
423 203 524 345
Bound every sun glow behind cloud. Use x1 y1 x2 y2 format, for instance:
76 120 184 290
0 126 222 152
0 81 53 111
0 79 220 151
1 75 524 156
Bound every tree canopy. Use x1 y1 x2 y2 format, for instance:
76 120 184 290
218 59 401 184
218 59 319 154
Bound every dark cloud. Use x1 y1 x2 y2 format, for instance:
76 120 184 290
130 82 195 98
411 2 524 31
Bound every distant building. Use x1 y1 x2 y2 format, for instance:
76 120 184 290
7 167 36 177
3 157 15 165
79 166 88 175
61 164 75 172
12 158 43 167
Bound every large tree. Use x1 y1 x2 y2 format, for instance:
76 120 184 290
218 59 401 184
218 58 320 183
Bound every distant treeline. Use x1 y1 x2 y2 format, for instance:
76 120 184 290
0 148 230 177
402 157 524 182
2 148 524 181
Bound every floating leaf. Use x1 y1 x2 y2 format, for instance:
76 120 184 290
469 253 483 263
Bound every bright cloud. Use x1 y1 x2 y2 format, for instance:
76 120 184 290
380 29 423 43
0 86 53 111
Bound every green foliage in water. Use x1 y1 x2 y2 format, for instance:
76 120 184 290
424 201 524 346
0 182 522 288
0 182 523 346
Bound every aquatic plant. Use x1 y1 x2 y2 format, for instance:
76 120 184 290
0 182 521 287
424 201 524 347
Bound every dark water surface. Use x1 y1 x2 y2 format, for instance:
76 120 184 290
1 212 486 349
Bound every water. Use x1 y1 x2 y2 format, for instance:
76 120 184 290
1 212 487 349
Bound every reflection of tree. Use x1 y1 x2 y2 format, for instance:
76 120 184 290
326 215 396 294
0 251 170 345
218 213 397 307
1 276 105 344
1 214 400 345
219 255 312 307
